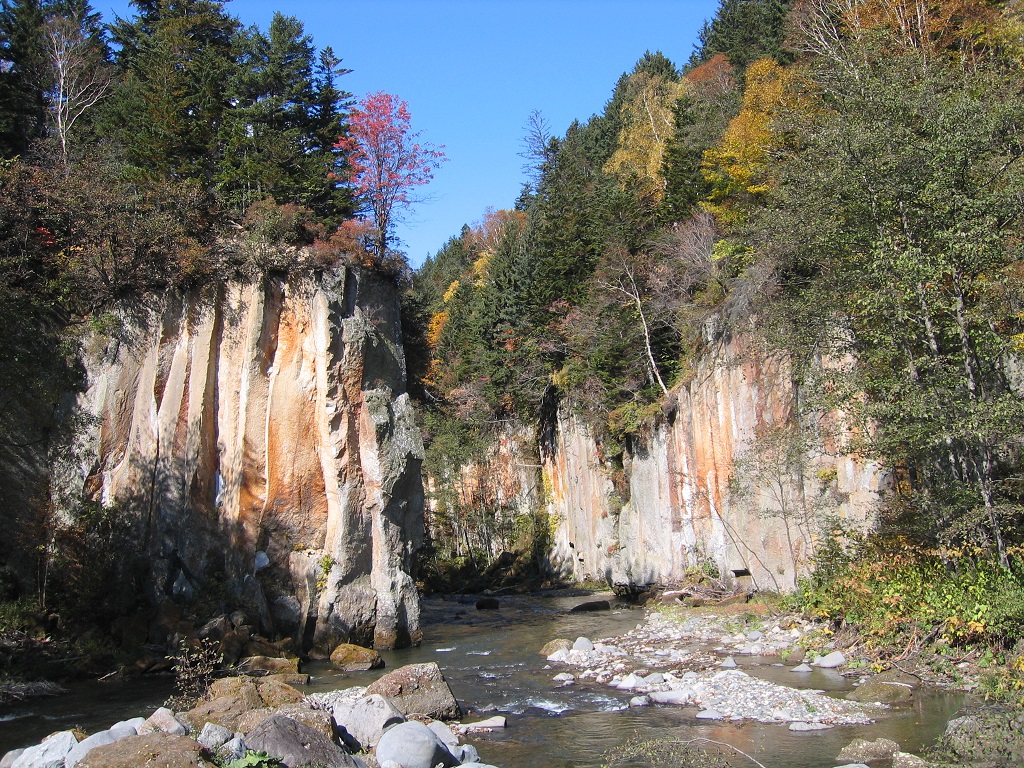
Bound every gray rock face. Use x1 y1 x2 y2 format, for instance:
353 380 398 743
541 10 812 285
245 714 357 768
65 731 115 768
374 721 459 768
51 266 424 651
331 694 406 750
11 731 78 768
197 723 233 750
365 662 462 720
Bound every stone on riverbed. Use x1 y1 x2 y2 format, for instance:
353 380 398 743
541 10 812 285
330 643 384 671
837 737 900 762
569 600 610 613
789 721 834 731
329 694 406 750
245 714 359 768
65 730 116 768
649 689 694 705
790 663 813 672
814 651 847 669
539 639 572 656
458 716 507 733
572 637 595 651
365 662 462 720
375 721 459 768
77 734 217 768
10 731 78 768
139 707 188 736
847 670 917 704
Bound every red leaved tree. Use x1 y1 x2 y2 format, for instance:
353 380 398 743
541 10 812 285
336 91 446 259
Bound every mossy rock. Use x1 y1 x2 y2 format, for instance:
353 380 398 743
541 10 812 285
329 642 384 671
540 639 572 656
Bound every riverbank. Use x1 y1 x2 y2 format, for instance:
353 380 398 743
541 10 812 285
0 593 1014 767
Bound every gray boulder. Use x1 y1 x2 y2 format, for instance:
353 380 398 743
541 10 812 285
65 731 115 768
0 749 25 768
375 721 459 768
572 637 594 651
365 662 462 720
197 722 233 750
245 715 359 768
218 736 247 763
814 651 846 668
12 730 78 768
331 694 406 749
139 707 187 736
837 738 900 762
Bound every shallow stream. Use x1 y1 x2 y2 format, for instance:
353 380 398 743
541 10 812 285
0 593 965 767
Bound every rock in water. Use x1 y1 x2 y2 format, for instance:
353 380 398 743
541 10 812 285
475 597 499 610
365 662 462 720
539 639 571 656
570 600 610 613
375 721 459 768
330 643 385 671
572 637 595 651
814 651 846 668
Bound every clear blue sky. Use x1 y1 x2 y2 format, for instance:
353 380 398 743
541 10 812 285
96 0 720 267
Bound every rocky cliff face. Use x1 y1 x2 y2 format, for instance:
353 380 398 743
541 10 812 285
52 266 423 650
543 332 884 590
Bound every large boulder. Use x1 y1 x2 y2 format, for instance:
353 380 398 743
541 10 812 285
244 715 359 768
837 737 900 763
11 731 78 768
330 644 384 672
180 676 304 732
375 721 459 768
539 639 571 656
365 662 461 720
237 704 336 742
240 655 300 674
848 669 917 704
330 694 406 750
77 734 217 768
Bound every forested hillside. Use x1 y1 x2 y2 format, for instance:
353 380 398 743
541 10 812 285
411 0 1024 680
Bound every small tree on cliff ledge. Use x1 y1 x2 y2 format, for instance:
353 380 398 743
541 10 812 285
337 91 446 259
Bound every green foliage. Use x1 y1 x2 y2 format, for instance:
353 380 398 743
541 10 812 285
689 0 794 74
794 533 1024 649
223 751 283 768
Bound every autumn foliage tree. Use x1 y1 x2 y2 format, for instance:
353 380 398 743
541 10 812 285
338 91 446 259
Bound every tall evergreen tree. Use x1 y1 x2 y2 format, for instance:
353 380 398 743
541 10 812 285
216 13 351 221
689 0 793 73
0 0 48 157
103 0 238 181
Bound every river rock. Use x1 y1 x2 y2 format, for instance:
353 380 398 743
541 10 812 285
107 719 143 741
837 737 900 762
649 689 694 705
695 709 724 720
65 730 115 768
245 714 358 768
892 754 931 767
0 750 24 768
181 676 301 732
330 694 406 749
789 722 834 731
330 643 384 671
77 734 217 768
11 731 78 768
790 663 813 672
539 639 571 656
572 637 595 651
720 656 737 668
219 736 247 763
241 655 300 674
546 649 570 662
570 600 611 613
458 716 506 733
139 707 187 736
629 695 651 707
814 651 846 668
375 721 459 768
848 670 917 704
237 703 336 741
365 662 462 720
615 673 643 689
197 722 233 750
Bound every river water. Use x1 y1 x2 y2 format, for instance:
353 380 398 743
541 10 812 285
0 592 965 767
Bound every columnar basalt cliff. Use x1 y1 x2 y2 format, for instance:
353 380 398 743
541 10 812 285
52 266 424 650
543 332 884 590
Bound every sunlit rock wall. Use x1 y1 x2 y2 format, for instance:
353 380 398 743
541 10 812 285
52 266 423 650
544 331 884 590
